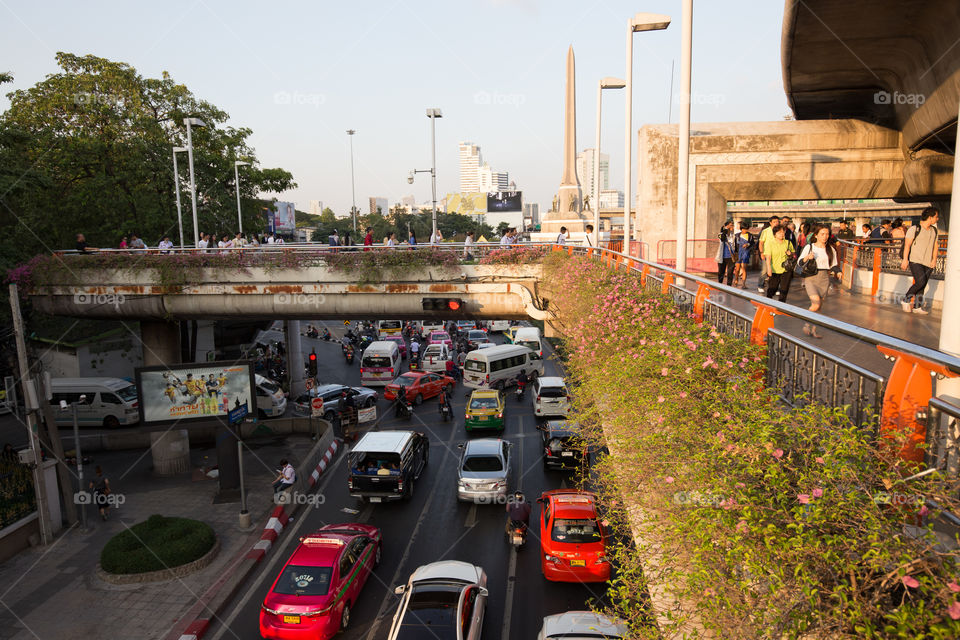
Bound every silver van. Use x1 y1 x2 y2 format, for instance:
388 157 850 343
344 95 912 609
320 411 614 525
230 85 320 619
49 377 139 428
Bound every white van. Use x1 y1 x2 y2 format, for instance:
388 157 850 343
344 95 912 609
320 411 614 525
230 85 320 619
513 327 543 357
462 344 544 391
419 343 452 373
377 320 403 337
485 320 512 332
255 374 287 418
360 340 402 387
532 376 571 417
421 321 444 334
49 377 140 428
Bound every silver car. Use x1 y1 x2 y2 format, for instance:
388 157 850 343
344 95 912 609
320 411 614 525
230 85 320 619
389 560 488 640
456 438 512 503
538 611 629 640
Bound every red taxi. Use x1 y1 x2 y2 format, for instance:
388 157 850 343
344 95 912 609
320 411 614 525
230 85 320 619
260 524 381 639
428 330 453 348
538 490 610 583
383 371 455 404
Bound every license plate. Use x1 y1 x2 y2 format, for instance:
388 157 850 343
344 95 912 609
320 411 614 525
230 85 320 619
282 615 301 624
561 451 573 457
369 497 382 503
570 559 586 567
478 416 487 421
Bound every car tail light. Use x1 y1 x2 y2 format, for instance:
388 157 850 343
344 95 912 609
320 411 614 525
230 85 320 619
389 368 394 375
397 479 404 492
360 368 365 373
544 554 561 564
544 447 553 457
536 396 541 403
496 413 502 418
485 374 490 382
348 477 353 489
594 555 608 565
262 604 280 615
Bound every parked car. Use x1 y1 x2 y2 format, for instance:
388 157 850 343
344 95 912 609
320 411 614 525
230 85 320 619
388 561 488 640
465 329 492 351
49 377 139 428
456 438 512 503
537 611 629 640
292 384 378 420
384 372 455 404
259 523 382 639
538 490 610 583
347 431 429 502
464 389 505 432
538 420 584 471
532 376 571 418
382 335 408 359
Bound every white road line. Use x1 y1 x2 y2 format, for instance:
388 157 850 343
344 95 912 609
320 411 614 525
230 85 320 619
464 503 478 528
357 502 375 524
500 545 518 640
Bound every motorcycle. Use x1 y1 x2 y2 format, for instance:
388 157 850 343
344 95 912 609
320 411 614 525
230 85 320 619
321 329 331 341
343 344 355 364
507 519 528 548
515 381 526 401
395 398 413 421
305 327 319 339
439 399 452 422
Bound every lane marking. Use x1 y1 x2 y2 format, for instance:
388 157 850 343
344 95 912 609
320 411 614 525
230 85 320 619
464 503 478 528
500 545 518 640
357 502 375 524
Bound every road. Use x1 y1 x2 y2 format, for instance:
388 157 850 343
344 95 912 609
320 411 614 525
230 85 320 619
206 326 611 639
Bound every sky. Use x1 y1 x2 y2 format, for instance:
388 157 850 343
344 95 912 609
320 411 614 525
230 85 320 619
1 0 790 214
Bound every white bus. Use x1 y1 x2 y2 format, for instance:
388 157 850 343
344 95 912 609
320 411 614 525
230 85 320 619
462 344 543 391
361 341 402 387
377 320 403 337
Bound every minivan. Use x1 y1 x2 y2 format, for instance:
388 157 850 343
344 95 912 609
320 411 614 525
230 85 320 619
421 321 444 334
377 320 403 337
255 374 287 418
513 327 543 357
462 344 544 391
532 376 570 417
49 377 139 428
361 340 403 387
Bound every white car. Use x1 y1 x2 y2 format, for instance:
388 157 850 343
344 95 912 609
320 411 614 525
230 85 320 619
532 376 570 418
389 561 488 640
485 320 512 332
538 611 629 640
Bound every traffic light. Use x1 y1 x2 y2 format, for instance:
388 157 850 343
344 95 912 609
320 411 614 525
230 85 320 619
421 298 465 312
308 350 318 377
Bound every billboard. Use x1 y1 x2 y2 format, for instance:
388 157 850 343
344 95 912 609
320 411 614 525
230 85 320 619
487 191 522 212
136 361 255 425
273 201 297 233
447 192 488 216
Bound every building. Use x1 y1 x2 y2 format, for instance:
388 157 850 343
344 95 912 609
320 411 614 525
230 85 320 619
478 164 510 193
576 150 609 202
309 200 323 215
599 189 624 209
368 197 388 215
401 195 417 210
459 142 482 192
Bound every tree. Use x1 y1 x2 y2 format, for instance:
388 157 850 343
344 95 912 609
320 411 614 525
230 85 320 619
496 222 510 238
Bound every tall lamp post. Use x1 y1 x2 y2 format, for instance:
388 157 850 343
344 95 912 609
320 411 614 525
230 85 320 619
234 160 250 235
425 109 443 241
623 13 671 256
184 117 207 247
346 129 357 234
594 77 626 248
172 146 187 249
675 0 693 274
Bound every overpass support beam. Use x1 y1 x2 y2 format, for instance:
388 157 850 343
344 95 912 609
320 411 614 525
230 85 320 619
285 320 305 398
141 320 181 367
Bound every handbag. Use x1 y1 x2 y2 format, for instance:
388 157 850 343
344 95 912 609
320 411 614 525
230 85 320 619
782 254 797 273
795 257 818 278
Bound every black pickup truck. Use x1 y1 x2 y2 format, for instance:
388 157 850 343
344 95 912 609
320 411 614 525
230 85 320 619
347 430 429 502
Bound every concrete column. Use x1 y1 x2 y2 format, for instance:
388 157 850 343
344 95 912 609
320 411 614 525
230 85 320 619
285 320 304 399
150 430 190 476
140 321 181 367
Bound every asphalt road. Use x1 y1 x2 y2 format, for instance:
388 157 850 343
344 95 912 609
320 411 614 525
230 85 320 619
206 328 611 640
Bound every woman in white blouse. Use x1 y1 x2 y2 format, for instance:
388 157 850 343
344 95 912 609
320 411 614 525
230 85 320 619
797 225 838 338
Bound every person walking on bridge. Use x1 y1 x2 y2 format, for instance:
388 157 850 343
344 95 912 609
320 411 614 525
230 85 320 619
900 206 940 315
798 225 839 338
756 215 779 293
763 225 795 303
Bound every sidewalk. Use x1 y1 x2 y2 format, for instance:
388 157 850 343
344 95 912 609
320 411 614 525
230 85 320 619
0 433 317 640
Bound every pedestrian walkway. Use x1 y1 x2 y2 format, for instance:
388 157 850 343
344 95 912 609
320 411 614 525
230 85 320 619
0 433 316 640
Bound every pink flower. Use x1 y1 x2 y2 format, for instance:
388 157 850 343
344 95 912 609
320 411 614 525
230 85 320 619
712 411 721 418
679 392 688 399
716 431 725 442
660 367 669 376
657 396 665 403
772 449 784 459
735 482 745 488
919 505 930 517
812 487 824 498
798 494 810 504
684 367 692 374
665 476 675 484
736 520 748 533
725 444 735 451
902 575 920 589
816 457 825 464
948 581 960 593
701 357 715 369
949 601 960 620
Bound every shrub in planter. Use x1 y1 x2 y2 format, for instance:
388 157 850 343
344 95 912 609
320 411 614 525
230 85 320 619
100 514 215 575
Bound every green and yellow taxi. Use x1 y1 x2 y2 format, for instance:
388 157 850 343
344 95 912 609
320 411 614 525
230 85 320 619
503 326 520 344
464 389 505 432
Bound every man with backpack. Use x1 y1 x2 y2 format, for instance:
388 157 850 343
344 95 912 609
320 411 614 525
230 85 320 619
899 207 940 315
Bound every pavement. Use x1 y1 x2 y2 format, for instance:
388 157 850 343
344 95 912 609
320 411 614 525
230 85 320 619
0 430 322 640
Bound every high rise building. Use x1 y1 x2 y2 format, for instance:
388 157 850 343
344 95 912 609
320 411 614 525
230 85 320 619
523 203 540 224
576 150 609 201
599 189 624 209
368 197 388 215
478 164 509 193
309 200 324 215
459 142 482 192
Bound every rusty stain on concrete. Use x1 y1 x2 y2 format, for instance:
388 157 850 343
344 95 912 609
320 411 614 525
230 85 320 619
263 285 305 294
233 285 259 294
385 284 419 293
347 285 378 293
428 283 457 293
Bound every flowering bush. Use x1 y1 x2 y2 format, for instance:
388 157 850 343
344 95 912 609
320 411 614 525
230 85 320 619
323 247 461 283
543 252 960 639
477 245 549 265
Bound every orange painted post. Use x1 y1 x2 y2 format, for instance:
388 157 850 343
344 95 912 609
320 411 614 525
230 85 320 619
693 283 712 322
661 273 674 295
749 302 780 346
640 264 649 287
870 248 882 297
876 346 958 465
567 246 574 256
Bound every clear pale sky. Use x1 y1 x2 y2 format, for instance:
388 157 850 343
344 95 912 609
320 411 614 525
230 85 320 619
1 0 790 214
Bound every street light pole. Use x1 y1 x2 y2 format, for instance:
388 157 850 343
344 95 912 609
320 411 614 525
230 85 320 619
676 0 693 274
426 109 443 241
172 147 187 249
69 398 87 531
234 161 250 235
623 13 672 256
595 78 626 248
184 117 207 247
347 130 357 234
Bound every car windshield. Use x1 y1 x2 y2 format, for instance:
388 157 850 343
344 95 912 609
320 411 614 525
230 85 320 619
272 565 333 596
547 436 575 453
539 385 568 398
468 331 486 339
423 346 445 357
551 518 602 544
395 584 460 638
464 359 486 373
517 339 540 351
260 379 281 393
380 321 402 330
394 374 419 386
470 397 499 410
115 384 138 402
430 332 450 341
462 455 503 472
350 453 402 474
363 356 392 368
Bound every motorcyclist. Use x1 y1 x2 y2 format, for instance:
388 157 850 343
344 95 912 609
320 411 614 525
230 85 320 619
516 370 529 396
438 389 451 417
321 327 331 340
505 491 532 532
395 385 410 417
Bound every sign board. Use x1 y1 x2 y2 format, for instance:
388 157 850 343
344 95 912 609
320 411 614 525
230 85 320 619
135 361 256 425
228 402 249 424
358 406 377 423
305 378 314 390
311 397 324 417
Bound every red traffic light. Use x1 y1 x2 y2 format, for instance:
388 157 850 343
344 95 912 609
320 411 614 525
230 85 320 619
308 353 317 362
447 300 461 311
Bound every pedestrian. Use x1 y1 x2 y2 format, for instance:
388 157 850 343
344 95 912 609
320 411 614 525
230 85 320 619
869 220 892 244
364 226 374 250
861 224 873 241
343 231 351 247
756 215 780 293
158 235 174 253
118 235 128 250
797 222 811 248
464 231 475 260
836 220 855 241
714 220 736 285
783 218 797 248
430 228 443 244
267 233 276 245
763 224 796 302
732 222 754 288
89 466 112 520
555 226 568 245
387 232 398 247
900 206 940 315
798 225 839 338
75 233 96 254
890 217 906 240
218 234 233 254
584 224 594 247
329 230 340 247
408 230 417 246
129 233 146 250
272 459 296 494
249 235 260 248
197 233 209 251
234 232 246 248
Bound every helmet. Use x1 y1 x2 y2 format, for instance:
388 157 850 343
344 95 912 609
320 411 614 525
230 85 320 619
513 491 524 501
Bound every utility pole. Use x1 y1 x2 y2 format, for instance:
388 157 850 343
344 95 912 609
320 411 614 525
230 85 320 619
9 284 52 545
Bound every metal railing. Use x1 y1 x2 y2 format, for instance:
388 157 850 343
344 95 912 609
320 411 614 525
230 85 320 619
656 239 722 273
925 397 960 481
839 237 948 280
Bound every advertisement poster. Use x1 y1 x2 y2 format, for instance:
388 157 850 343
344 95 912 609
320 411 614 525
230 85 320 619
273 201 296 233
136 362 255 424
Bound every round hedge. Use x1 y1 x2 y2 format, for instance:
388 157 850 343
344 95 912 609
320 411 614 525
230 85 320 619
100 514 215 575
